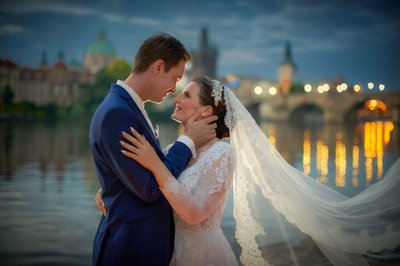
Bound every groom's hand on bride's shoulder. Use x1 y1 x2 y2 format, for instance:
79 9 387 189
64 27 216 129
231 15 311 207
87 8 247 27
184 110 217 148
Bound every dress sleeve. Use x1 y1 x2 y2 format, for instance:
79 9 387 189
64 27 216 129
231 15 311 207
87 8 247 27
160 143 235 225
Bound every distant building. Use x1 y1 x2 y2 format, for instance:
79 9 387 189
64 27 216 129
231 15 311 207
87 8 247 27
224 40 301 102
278 41 296 95
190 28 218 79
84 31 116 73
0 52 95 106
0 31 116 106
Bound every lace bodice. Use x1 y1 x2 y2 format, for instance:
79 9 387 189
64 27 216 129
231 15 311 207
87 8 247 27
161 140 235 230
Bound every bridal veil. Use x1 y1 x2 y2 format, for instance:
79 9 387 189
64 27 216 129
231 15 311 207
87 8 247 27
221 85 400 265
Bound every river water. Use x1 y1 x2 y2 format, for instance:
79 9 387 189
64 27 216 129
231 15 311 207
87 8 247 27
0 119 399 265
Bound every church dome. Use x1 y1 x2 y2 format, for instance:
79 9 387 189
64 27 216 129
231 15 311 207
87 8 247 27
84 31 116 73
85 31 116 56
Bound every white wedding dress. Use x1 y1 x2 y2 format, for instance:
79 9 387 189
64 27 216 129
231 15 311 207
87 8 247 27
162 140 238 266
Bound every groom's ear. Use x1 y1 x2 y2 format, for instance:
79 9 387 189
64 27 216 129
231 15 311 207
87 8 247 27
153 59 164 75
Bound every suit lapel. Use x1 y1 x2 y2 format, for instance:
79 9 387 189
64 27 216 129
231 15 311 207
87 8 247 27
110 84 162 151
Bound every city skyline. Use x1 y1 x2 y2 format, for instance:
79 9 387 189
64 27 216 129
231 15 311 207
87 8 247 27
1 0 400 92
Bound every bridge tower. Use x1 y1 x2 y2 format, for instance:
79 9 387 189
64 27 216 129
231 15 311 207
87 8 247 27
278 41 296 95
191 28 218 79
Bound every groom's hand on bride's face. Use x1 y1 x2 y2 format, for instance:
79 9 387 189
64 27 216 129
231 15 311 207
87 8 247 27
184 110 218 148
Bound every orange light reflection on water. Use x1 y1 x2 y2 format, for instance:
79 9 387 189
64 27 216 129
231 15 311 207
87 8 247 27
363 121 394 185
303 130 311 175
264 120 394 188
335 133 347 187
300 121 394 188
352 138 359 187
316 140 329 183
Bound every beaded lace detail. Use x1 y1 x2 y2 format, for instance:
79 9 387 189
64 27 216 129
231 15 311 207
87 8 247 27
163 141 238 265
211 80 223 106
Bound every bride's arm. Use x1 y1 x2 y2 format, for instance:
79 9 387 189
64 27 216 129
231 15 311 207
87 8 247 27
120 128 234 225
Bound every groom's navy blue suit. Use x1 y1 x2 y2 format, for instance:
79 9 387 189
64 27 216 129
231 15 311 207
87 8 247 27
90 84 192 266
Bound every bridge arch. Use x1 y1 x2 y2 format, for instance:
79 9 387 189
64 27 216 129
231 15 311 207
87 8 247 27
344 98 392 122
288 102 324 123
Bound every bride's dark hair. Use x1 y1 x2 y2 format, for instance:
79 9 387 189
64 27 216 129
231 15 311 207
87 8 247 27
192 76 230 139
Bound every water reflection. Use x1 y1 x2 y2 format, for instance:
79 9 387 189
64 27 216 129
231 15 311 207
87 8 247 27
0 122 99 266
260 120 399 196
0 120 398 265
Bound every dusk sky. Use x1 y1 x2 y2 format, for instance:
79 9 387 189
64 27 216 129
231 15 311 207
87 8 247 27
1 0 400 92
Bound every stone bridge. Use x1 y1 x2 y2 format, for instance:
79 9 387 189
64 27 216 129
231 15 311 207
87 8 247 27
242 92 400 123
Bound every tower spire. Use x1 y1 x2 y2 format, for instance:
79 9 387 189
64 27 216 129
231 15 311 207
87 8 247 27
199 28 208 50
278 41 296 95
283 41 293 65
191 27 218 79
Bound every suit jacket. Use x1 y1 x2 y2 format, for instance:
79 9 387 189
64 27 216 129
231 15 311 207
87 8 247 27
89 83 192 266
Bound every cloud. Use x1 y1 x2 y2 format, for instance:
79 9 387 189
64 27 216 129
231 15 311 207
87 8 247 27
1 0 94 15
128 16 162 27
0 0 398 89
0 0 125 23
0 24 29 35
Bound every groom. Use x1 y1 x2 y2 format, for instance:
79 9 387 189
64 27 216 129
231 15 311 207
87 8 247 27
89 33 217 266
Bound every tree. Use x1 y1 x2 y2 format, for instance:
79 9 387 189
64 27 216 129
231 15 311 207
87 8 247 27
2 85 14 104
78 59 131 117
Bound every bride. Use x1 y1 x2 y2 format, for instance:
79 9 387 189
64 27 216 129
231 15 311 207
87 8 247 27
109 76 399 265
120 76 238 265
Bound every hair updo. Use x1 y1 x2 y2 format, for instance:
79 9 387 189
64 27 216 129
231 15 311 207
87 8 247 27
192 76 230 139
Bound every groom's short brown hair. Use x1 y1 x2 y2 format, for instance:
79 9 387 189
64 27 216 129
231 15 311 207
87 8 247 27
132 33 191 74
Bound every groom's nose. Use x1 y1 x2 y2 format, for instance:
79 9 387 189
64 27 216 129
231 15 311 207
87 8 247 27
170 84 177 94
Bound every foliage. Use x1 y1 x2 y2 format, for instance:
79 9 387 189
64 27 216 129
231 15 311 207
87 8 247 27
2 84 15 104
77 58 131 118
289 81 305 94
1 102 57 122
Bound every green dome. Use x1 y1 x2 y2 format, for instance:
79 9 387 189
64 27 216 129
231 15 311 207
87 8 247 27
86 31 116 56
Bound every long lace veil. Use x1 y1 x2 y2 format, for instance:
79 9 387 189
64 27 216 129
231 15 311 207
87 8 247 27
222 85 400 265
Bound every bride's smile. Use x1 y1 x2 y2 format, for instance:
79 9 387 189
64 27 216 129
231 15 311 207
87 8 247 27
171 81 211 124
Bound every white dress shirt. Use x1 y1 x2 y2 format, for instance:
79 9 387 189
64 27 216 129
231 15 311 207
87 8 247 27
116 80 196 158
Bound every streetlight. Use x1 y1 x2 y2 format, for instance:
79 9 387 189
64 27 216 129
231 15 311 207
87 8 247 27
254 86 263 95
323 83 330 92
269 86 277 96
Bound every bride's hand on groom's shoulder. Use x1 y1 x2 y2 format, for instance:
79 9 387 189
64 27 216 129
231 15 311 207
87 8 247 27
184 110 218 148
120 127 160 172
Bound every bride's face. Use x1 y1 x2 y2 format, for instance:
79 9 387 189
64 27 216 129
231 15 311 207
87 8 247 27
172 82 208 125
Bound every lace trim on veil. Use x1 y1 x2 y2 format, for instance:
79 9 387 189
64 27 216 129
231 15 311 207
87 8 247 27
220 84 400 266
